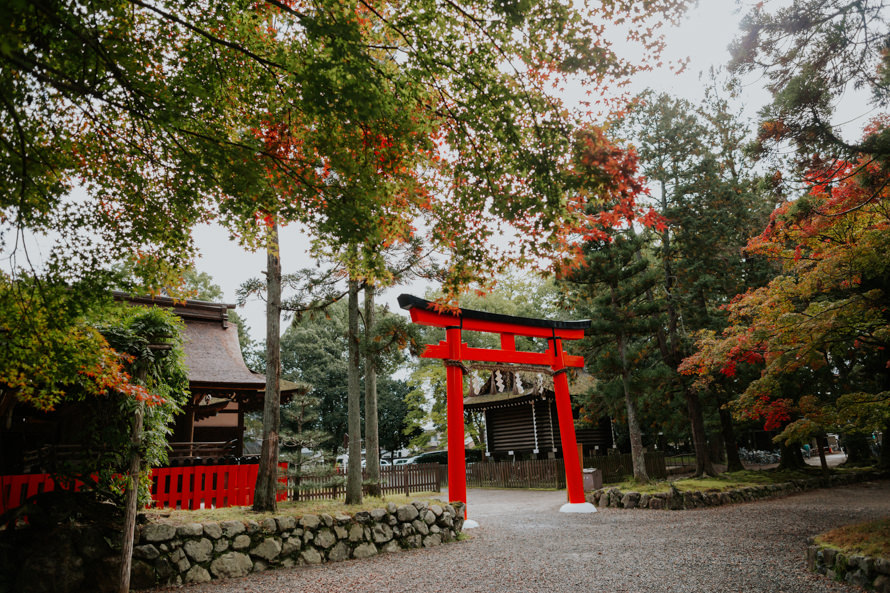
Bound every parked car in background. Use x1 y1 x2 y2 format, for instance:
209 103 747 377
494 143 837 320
411 449 483 464
361 459 391 468
411 451 448 464
393 457 416 466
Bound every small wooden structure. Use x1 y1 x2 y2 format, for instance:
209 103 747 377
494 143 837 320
0 294 305 474
465 370 611 458
119 293 306 460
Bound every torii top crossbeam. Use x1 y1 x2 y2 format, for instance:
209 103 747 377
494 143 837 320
398 294 597 516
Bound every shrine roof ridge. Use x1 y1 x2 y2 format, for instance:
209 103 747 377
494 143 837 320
397 294 591 331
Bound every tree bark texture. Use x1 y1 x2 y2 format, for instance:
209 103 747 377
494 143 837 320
345 278 363 504
881 422 890 469
608 280 649 483
363 286 380 497
118 403 143 593
718 407 744 472
684 387 717 477
778 439 805 470
817 433 830 475
254 221 281 512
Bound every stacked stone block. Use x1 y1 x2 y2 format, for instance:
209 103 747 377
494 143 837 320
807 540 890 592
587 470 889 510
130 500 465 589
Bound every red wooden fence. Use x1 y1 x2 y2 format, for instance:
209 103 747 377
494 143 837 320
0 463 287 515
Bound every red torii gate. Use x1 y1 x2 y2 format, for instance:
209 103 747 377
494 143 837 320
398 294 597 519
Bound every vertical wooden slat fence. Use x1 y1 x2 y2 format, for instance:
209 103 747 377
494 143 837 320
286 464 442 501
582 452 666 482
466 459 566 489
378 463 441 497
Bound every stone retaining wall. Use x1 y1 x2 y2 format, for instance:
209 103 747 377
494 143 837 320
0 500 464 593
131 500 465 588
807 541 890 592
587 470 889 510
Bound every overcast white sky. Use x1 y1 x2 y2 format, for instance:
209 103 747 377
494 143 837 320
194 2 768 341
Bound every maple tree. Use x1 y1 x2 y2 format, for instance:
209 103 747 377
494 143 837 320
681 136 890 469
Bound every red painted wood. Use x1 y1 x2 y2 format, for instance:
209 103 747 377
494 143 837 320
551 339 585 504
1 462 290 515
445 327 468 517
421 342 585 368
408 307 585 340
405 299 591 515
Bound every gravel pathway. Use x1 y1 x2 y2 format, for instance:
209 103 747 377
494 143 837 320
150 479 890 593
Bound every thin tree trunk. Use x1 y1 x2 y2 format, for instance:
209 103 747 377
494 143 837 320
816 434 829 476
880 422 890 470
611 284 648 483
363 285 380 497
719 407 744 472
292 405 304 502
118 398 144 593
254 221 281 512
624 379 649 483
345 277 363 504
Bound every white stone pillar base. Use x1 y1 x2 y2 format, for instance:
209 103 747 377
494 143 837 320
559 502 597 513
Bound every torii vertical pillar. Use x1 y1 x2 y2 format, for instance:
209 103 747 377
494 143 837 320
445 326 468 514
551 337 585 507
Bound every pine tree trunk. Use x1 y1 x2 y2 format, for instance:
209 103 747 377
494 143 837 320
719 407 744 472
612 288 648 483
254 221 281 512
817 434 830 475
685 386 717 477
345 278 363 504
363 286 381 497
624 382 649 483
880 422 890 469
778 440 804 470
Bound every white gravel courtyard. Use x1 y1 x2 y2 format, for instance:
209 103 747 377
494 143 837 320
151 479 890 593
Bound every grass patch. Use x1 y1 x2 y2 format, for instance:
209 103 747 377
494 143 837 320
142 491 444 526
607 467 826 494
815 517 890 560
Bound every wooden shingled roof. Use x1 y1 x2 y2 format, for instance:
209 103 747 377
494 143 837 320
184 318 265 389
114 292 308 409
